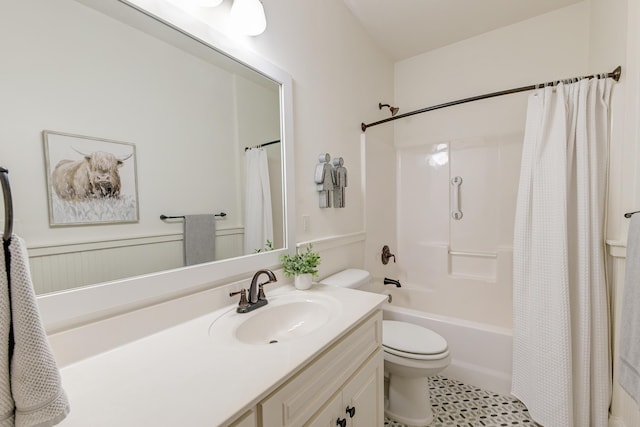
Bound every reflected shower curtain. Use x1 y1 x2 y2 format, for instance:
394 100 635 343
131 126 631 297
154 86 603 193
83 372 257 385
512 77 613 426
244 148 273 254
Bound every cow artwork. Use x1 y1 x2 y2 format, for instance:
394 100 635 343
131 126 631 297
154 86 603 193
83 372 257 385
52 150 133 200
43 131 139 226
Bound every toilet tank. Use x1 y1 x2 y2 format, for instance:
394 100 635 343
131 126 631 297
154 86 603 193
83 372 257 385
319 269 374 292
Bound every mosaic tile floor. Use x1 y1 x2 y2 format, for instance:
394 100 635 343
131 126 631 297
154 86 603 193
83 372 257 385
384 376 541 427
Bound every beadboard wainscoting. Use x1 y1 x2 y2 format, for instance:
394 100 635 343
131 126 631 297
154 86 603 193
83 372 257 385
28 227 244 294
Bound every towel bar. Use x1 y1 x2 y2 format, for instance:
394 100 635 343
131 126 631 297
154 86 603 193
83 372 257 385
160 212 226 220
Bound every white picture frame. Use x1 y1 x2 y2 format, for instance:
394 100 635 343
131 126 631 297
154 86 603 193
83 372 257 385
43 130 139 226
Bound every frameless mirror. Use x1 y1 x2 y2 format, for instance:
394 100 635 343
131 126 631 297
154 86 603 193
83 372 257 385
0 0 295 327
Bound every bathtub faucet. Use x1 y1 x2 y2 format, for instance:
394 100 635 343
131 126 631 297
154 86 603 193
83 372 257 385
383 277 401 287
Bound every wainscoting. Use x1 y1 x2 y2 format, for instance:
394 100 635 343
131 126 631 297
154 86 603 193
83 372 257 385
28 227 244 294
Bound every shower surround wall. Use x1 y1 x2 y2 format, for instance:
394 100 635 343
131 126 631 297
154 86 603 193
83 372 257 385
391 3 590 331
396 139 520 329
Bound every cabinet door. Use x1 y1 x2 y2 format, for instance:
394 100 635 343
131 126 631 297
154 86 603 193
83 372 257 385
304 393 343 427
342 349 384 427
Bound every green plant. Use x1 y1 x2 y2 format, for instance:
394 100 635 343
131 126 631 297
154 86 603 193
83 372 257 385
254 240 274 253
280 244 321 277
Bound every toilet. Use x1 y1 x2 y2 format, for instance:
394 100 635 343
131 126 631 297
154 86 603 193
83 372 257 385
320 269 451 427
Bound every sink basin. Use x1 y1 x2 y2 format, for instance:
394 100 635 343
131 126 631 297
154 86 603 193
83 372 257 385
209 291 339 345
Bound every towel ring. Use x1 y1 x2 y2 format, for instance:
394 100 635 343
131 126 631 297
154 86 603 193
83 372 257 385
0 167 13 242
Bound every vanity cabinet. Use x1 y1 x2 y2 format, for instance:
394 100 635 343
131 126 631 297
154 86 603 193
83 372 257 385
306 350 383 427
259 311 383 427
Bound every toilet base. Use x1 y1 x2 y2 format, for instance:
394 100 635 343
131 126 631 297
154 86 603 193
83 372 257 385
384 374 433 427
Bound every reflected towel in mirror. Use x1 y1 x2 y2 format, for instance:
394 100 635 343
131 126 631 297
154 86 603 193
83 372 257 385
184 215 216 266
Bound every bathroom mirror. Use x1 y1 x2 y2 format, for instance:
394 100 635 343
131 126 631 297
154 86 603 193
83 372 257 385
0 0 295 330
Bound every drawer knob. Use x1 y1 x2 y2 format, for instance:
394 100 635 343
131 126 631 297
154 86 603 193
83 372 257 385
336 418 347 427
346 406 356 418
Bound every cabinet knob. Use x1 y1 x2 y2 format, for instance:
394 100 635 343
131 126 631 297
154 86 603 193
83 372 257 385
336 418 346 427
345 406 356 418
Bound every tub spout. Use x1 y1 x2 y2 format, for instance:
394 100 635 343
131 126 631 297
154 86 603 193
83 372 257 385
384 277 401 288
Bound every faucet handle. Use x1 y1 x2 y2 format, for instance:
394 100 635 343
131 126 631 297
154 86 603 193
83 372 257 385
258 284 267 301
230 289 249 308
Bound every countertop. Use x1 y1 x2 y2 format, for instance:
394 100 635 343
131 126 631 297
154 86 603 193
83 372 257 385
57 284 387 426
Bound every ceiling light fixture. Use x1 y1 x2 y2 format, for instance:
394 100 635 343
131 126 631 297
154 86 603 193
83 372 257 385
230 0 267 36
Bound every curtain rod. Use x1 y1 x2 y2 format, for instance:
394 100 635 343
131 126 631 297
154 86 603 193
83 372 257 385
361 66 622 132
244 139 280 151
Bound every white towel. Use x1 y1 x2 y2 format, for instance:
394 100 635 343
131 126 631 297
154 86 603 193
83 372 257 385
619 215 640 406
183 214 216 266
0 235 69 427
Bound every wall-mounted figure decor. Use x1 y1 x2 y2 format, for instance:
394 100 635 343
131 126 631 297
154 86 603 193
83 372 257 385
314 153 334 208
43 130 139 226
332 157 347 208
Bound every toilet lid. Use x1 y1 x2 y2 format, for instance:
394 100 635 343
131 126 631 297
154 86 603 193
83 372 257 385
382 320 448 355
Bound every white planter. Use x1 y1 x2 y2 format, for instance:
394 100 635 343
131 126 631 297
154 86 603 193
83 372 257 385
294 273 313 290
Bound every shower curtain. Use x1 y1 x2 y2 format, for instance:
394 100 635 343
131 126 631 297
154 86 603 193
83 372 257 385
244 148 273 254
512 77 613 426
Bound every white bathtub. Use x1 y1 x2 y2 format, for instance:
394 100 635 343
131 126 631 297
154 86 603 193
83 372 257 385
382 286 513 395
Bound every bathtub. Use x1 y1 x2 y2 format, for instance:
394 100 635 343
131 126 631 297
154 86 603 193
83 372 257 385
382 286 513 395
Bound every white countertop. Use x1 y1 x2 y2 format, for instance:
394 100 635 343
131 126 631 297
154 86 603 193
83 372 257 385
57 284 386 426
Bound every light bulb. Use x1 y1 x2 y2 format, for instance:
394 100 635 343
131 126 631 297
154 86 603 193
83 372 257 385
230 0 266 36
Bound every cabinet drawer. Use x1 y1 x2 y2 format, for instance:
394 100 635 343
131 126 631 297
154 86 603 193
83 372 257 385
260 311 382 427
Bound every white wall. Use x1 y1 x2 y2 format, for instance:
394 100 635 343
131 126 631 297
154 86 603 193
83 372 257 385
391 3 590 329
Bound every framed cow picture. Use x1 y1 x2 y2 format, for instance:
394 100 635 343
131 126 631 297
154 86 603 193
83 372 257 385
43 130 139 226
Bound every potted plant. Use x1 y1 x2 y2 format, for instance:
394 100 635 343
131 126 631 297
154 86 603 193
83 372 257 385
280 244 321 290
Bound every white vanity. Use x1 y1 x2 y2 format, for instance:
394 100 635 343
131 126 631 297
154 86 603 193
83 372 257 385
57 284 386 426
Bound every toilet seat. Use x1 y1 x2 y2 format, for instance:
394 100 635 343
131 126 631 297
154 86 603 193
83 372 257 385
382 320 449 361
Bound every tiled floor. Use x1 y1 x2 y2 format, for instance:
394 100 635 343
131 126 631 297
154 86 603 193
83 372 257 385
384 376 541 427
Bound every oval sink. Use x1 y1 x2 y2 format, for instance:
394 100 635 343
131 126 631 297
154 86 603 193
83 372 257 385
236 300 330 344
209 292 339 345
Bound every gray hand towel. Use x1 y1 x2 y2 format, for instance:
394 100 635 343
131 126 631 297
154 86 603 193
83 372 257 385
183 214 216 266
0 235 69 427
619 215 640 406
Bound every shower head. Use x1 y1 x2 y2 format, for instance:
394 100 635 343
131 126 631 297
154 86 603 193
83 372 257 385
379 102 399 116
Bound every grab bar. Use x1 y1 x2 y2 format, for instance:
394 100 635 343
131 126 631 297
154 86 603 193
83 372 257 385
451 176 463 220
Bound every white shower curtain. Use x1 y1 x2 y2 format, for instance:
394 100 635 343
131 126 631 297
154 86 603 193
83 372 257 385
512 77 613 427
244 148 273 254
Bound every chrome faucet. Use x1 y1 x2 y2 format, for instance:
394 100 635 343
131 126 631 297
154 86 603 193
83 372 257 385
230 269 277 313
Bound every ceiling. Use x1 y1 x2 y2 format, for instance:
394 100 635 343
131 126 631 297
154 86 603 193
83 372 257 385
342 0 584 61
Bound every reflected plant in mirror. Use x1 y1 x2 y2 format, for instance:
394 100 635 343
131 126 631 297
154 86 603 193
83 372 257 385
0 0 289 296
